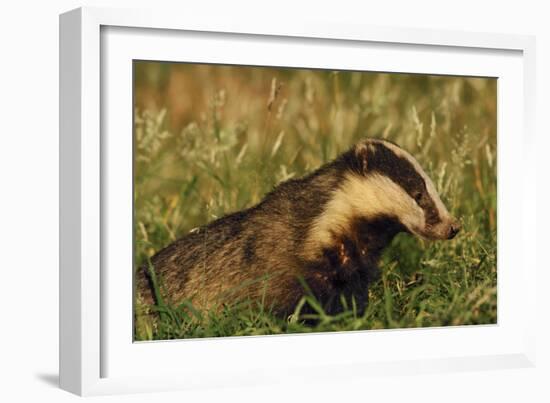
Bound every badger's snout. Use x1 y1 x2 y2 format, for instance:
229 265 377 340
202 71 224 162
447 220 461 239
419 218 461 241
434 218 461 240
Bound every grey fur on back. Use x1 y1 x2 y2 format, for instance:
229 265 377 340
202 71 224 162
138 161 345 317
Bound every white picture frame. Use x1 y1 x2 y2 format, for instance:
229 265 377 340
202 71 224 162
59 6 537 396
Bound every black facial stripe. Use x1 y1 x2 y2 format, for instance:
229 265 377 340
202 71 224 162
362 142 441 226
418 194 440 226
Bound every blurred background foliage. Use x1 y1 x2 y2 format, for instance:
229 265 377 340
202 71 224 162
134 61 497 340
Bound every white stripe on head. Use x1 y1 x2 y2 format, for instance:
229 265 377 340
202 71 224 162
367 139 451 221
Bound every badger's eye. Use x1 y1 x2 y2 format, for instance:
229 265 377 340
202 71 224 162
413 192 423 203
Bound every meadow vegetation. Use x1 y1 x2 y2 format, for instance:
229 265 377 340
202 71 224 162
133 62 497 340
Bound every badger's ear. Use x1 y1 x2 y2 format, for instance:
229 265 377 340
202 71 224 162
355 143 369 174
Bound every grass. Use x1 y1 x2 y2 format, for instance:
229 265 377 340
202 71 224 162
133 62 497 341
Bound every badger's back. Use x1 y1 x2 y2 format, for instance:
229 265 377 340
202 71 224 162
137 168 342 315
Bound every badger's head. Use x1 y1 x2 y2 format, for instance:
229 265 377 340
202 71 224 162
340 138 460 241
307 138 460 251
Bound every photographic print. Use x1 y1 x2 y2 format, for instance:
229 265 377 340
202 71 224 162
133 61 497 341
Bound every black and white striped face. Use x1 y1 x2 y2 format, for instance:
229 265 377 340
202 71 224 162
350 139 461 240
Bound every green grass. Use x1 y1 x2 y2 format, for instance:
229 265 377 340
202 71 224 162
133 63 497 341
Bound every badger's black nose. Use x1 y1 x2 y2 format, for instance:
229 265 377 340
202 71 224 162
447 221 461 239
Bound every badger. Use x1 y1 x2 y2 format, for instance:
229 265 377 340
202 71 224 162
137 138 460 318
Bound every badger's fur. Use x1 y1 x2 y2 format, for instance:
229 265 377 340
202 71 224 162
137 138 460 317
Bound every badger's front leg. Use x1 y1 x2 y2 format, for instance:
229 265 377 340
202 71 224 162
334 238 364 283
305 238 372 315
